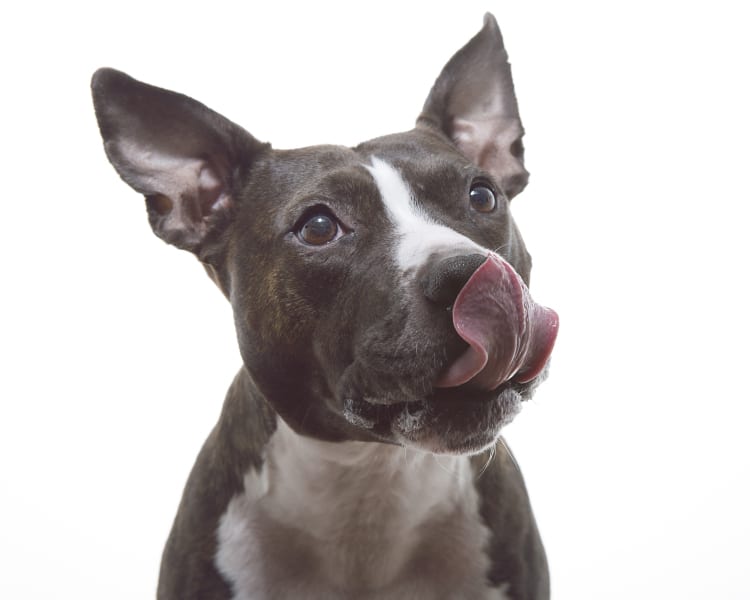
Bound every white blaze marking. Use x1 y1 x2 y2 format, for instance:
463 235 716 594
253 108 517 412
364 157 487 272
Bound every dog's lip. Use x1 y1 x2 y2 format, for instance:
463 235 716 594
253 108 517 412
342 380 517 431
343 397 421 433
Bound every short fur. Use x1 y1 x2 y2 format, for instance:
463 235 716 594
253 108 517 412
92 13 552 600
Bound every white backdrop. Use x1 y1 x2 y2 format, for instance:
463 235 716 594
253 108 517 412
2 1 748 598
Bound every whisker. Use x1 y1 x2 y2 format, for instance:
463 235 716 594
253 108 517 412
492 242 510 255
475 445 496 480
432 453 458 477
498 437 521 474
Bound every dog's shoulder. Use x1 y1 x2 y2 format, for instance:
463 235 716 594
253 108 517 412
157 368 276 600
472 442 550 599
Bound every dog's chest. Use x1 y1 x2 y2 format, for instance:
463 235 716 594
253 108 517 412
215 420 508 600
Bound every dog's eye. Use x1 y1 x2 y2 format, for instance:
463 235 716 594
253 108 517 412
469 184 496 213
298 213 340 246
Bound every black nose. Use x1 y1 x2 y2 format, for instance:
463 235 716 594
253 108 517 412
421 253 487 308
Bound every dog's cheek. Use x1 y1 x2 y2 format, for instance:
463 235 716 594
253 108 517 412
305 255 397 382
247 267 318 345
332 303 452 407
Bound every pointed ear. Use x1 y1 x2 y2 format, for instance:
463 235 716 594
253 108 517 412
91 68 269 253
418 14 529 199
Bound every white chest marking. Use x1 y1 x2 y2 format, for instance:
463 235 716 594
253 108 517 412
364 157 487 273
215 418 509 599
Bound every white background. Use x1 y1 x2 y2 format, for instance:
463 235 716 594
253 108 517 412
2 1 749 598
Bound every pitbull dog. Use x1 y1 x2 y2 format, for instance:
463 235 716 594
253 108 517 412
92 13 558 600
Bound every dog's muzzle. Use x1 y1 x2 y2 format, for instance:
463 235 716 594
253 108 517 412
427 253 559 391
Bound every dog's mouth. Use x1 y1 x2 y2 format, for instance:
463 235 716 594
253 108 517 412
341 376 541 454
339 255 558 454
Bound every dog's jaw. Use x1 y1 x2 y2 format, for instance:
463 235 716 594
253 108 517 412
341 378 532 455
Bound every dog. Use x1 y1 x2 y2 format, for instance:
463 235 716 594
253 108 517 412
92 13 558 600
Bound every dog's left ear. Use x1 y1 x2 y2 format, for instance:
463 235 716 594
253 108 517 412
419 13 528 199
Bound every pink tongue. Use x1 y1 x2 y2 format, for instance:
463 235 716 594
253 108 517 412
436 255 559 390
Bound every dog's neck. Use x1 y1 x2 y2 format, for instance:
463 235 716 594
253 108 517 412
216 417 497 596
265 418 474 535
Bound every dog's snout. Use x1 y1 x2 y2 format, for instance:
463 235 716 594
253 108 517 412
421 253 487 308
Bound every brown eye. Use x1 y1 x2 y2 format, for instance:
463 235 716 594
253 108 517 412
298 214 340 245
469 184 496 213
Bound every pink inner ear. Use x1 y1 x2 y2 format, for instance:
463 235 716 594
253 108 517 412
198 163 231 215
452 118 499 169
451 115 526 188
139 156 233 250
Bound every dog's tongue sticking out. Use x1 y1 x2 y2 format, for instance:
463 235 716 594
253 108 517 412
436 255 559 391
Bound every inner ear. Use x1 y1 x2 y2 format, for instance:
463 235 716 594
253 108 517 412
418 13 529 200
92 68 269 253
140 157 230 249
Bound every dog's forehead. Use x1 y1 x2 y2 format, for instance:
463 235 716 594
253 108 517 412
238 130 488 274
253 131 473 210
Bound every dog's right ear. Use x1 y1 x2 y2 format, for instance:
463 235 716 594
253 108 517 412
91 68 269 254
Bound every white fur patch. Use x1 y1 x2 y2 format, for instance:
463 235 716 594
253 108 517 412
215 418 509 599
364 157 487 273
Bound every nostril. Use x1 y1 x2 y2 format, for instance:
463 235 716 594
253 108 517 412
422 253 487 308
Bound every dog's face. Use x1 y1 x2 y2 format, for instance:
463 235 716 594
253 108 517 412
92 15 557 455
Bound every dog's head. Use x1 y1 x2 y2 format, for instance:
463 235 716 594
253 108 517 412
92 14 558 455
